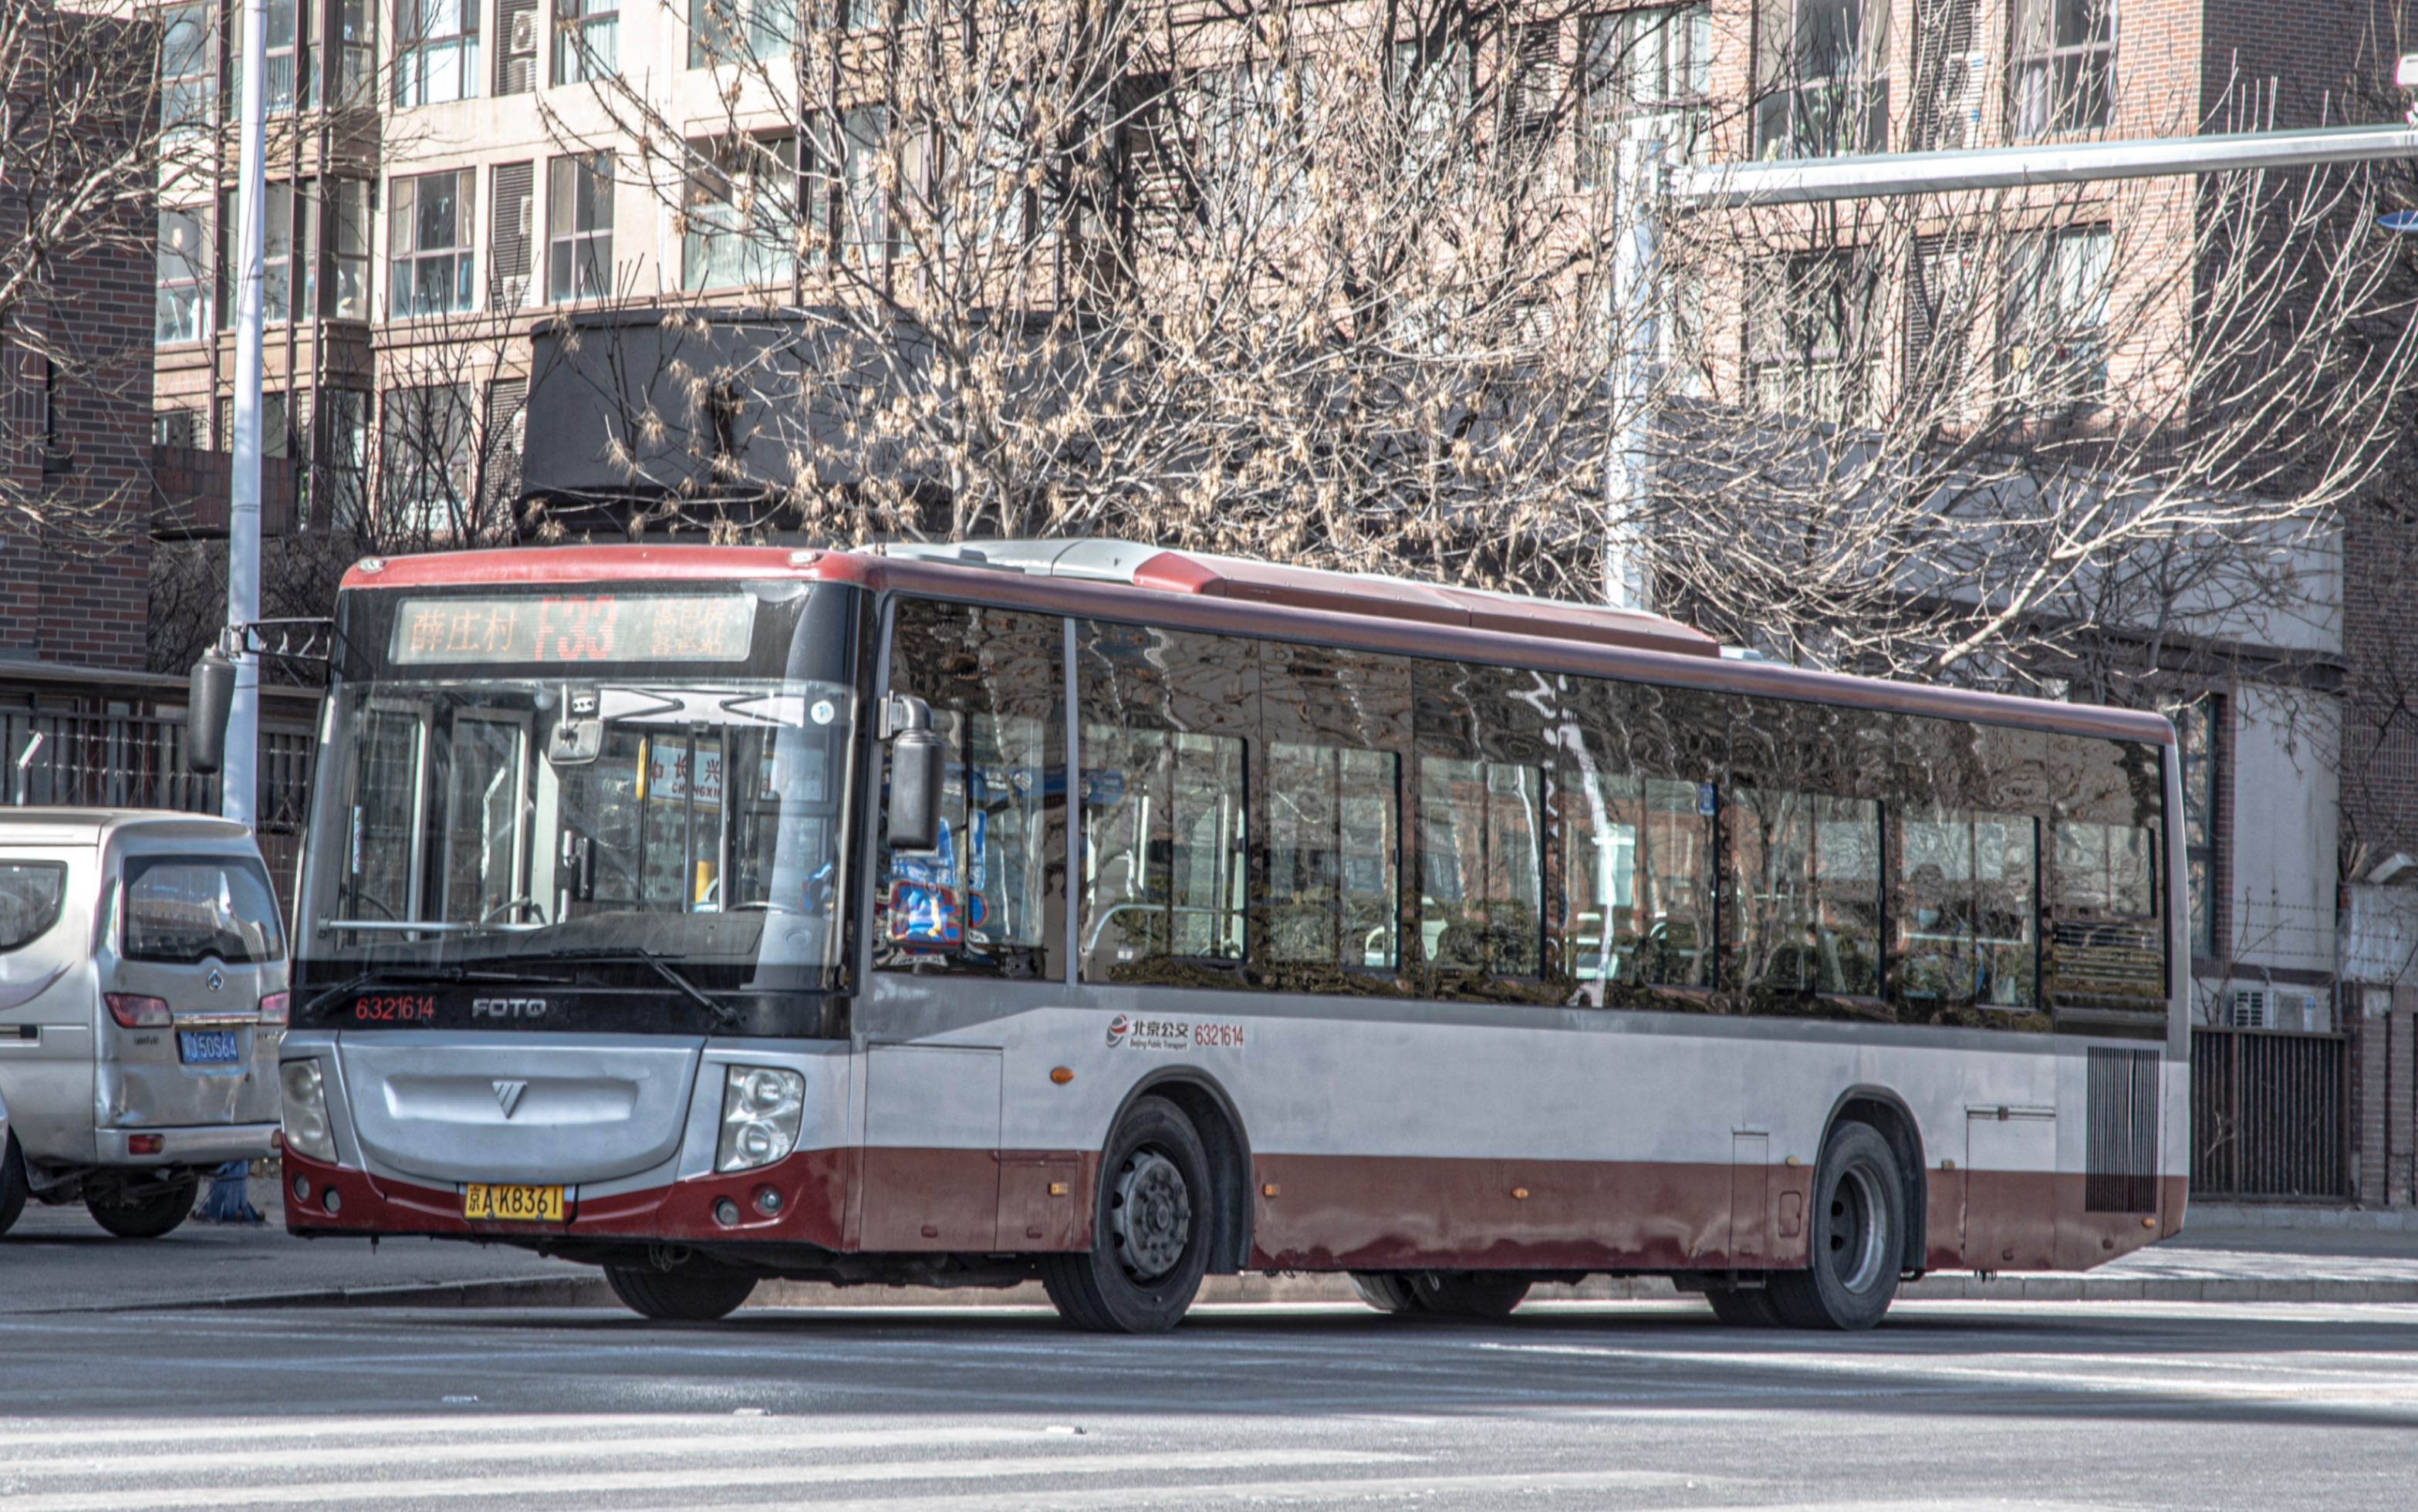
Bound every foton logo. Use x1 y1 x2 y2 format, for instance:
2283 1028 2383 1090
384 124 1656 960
471 997 549 1020
1105 1014 1130 1048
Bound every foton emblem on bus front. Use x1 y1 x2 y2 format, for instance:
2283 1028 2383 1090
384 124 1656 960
471 997 549 1020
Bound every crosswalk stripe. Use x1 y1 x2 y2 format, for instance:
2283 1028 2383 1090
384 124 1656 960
0 1446 1410 1511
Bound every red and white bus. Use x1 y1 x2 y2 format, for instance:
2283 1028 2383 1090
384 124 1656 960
270 539 2185 1331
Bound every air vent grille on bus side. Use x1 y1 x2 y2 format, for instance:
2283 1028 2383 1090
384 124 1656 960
2085 1047 2160 1213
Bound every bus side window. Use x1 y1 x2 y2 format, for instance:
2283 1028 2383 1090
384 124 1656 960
1411 660 1552 989
1891 717 2044 1024
2045 734 2167 1018
1724 698 1885 1011
876 599 1065 980
1076 619 1253 986
1256 641 1410 988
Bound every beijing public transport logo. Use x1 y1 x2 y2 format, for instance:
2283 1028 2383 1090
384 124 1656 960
1105 1014 1244 1051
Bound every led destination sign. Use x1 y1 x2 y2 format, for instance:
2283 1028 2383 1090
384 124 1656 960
388 594 756 666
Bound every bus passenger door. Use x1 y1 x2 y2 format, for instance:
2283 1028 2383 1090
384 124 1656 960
858 1045 1002 1251
1964 1105 2058 1271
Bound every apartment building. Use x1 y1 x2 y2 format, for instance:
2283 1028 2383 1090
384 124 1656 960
143 0 2418 1200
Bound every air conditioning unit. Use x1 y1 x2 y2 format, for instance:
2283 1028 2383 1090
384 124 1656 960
1927 53 1987 149
509 9 537 55
2226 988 2269 1028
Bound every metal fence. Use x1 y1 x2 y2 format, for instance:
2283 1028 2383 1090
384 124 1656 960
2190 1026 2351 1201
1 711 315 902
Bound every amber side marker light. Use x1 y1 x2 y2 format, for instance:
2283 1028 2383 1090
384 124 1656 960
1049 1067 1074 1085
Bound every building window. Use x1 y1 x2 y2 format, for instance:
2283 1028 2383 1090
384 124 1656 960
319 0 377 106
380 383 474 537
490 162 535 307
155 410 204 448
156 207 211 344
319 387 370 526
320 177 372 319
1754 0 1889 158
690 0 792 67
266 0 303 112
2010 0 2112 138
1748 249 1881 423
547 153 614 302
554 0 618 85
2002 224 2110 413
683 137 796 291
2168 695 2219 959
495 0 539 93
1579 5 1711 185
389 169 478 316
159 2 217 133
396 0 480 106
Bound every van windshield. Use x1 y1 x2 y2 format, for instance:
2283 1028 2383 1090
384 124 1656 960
123 856 285 964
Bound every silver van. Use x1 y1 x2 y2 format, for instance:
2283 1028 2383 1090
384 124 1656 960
0 811 288 1239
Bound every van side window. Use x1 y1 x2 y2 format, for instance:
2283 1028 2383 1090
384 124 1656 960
1077 619 1253 985
122 857 284 964
876 599 1067 979
0 862 67 952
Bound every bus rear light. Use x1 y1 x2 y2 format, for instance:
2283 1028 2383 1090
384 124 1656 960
280 1060 336 1163
106 994 171 1028
258 992 289 1027
716 1066 804 1173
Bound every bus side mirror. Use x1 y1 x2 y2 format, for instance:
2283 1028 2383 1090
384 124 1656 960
187 650 237 776
884 694 944 853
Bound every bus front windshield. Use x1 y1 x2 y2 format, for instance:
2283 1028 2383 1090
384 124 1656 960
295 582 860 996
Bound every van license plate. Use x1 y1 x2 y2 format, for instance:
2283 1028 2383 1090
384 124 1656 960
177 1030 241 1065
462 1183 564 1223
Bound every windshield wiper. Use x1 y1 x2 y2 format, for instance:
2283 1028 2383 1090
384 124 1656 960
299 964 559 1018
512 947 742 1032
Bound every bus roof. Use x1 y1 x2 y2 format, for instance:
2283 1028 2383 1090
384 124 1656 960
339 542 2174 747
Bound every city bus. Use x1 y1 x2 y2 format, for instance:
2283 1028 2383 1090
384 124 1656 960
260 539 2185 1331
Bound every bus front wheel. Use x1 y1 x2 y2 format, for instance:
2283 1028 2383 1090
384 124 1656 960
604 1259 758 1321
1041 1095 1212 1334
1768 1122 1904 1331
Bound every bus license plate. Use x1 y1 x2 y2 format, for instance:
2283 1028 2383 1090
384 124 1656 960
177 1030 241 1065
462 1183 565 1223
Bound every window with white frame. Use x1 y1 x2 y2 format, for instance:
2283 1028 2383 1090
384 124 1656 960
389 169 478 316
323 177 373 319
555 0 618 84
1580 5 1710 186
1754 0 1889 159
2001 224 2111 412
2009 0 2112 138
380 383 475 538
158 2 216 134
683 137 798 290
690 0 792 67
396 0 481 106
547 153 614 302
156 207 211 344
1747 248 1883 423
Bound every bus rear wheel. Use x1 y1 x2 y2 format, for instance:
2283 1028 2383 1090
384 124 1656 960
1704 1287 1781 1327
1041 1096 1212 1334
1768 1122 1903 1331
604 1259 758 1321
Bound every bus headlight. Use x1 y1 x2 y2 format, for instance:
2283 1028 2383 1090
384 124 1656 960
717 1066 805 1173
280 1060 336 1163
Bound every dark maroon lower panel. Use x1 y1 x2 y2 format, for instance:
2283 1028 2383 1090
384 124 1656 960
281 1142 2177 1275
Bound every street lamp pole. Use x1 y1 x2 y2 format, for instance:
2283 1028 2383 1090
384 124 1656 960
1605 135 1665 613
222 0 268 826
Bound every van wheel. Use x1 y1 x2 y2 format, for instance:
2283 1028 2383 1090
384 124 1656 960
0 1133 29 1237
1768 1122 1904 1331
603 1261 758 1321
85 1173 200 1239
1040 1095 1213 1334
1402 1271 1532 1319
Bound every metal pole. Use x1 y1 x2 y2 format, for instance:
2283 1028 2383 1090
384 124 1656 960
224 0 268 827
1605 137 1663 612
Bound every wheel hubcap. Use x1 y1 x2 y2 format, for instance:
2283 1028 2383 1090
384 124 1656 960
1111 1149 1191 1281
1824 1163 1889 1295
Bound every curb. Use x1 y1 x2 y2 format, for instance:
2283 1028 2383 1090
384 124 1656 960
2185 1203 2418 1234
108 1270 2418 1313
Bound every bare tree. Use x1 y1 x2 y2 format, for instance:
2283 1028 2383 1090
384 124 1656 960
522 0 2418 703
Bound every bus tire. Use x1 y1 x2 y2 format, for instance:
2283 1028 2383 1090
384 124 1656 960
1769 1122 1903 1331
1041 1095 1212 1334
84 1173 199 1239
0 1133 28 1237
603 1261 757 1321
1403 1271 1530 1320
1704 1287 1781 1327
1348 1271 1426 1314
